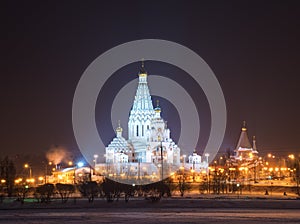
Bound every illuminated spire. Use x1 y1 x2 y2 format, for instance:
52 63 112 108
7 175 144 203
154 100 161 112
236 121 252 150
242 120 247 131
116 120 123 137
128 62 155 139
138 58 147 78
252 136 258 153
154 100 161 118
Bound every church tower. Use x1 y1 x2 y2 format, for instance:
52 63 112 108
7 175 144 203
234 121 257 161
128 61 155 140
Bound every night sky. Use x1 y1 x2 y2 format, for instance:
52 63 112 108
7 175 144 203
1 1 300 168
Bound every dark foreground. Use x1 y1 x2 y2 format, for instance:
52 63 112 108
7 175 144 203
1 198 300 224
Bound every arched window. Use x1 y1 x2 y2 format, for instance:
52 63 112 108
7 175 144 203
136 125 139 137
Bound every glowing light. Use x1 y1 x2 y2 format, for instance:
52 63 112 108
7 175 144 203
77 162 84 168
289 154 295 159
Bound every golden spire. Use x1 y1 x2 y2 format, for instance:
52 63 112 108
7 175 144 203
155 100 161 113
116 120 122 133
242 121 247 131
139 58 147 77
253 136 257 151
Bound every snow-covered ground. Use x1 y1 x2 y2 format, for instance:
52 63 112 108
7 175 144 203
0 198 300 224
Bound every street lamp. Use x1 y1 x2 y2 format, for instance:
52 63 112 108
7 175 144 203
288 154 300 195
44 161 53 184
24 164 32 179
204 153 210 165
158 136 163 181
93 154 98 167
74 161 84 184
204 153 210 188
183 155 186 167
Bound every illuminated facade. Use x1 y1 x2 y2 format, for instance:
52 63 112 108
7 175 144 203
98 63 181 182
233 121 258 162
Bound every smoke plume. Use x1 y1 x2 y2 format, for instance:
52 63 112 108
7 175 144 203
46 145 71 165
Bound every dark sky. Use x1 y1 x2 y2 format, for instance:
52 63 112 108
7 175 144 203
1 0 300 166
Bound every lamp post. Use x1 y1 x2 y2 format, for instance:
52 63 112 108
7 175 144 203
204 153 209 164
24 164 32 179
288 154 300 195
192 161 195 182
74 162 84 184
183 155 186 168
44 161 52 184
204 153 210 193
93 154 98 167
204 153 210 174
158 136 163 181
138 156 141 184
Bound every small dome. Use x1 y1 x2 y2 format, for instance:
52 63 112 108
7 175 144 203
154 100 161 113
116 126 123 132
154 106 161 113
116 120 123 133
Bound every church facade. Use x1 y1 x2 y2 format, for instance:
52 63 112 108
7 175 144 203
96 63 181 183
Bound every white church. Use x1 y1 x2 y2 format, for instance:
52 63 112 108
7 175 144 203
95 62 207 184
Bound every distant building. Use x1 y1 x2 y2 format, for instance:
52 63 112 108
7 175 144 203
233 121 258 162
49 167 95 184
186 150 208 172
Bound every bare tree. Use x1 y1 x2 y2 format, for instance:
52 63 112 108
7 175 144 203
56 183 75 203
0 156 16 197
35 184 55 203
78 181 99 202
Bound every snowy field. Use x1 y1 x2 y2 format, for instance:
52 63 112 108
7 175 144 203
0 198 300 224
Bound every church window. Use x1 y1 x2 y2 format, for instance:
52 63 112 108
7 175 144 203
142 125 144 136
136 125 139 136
